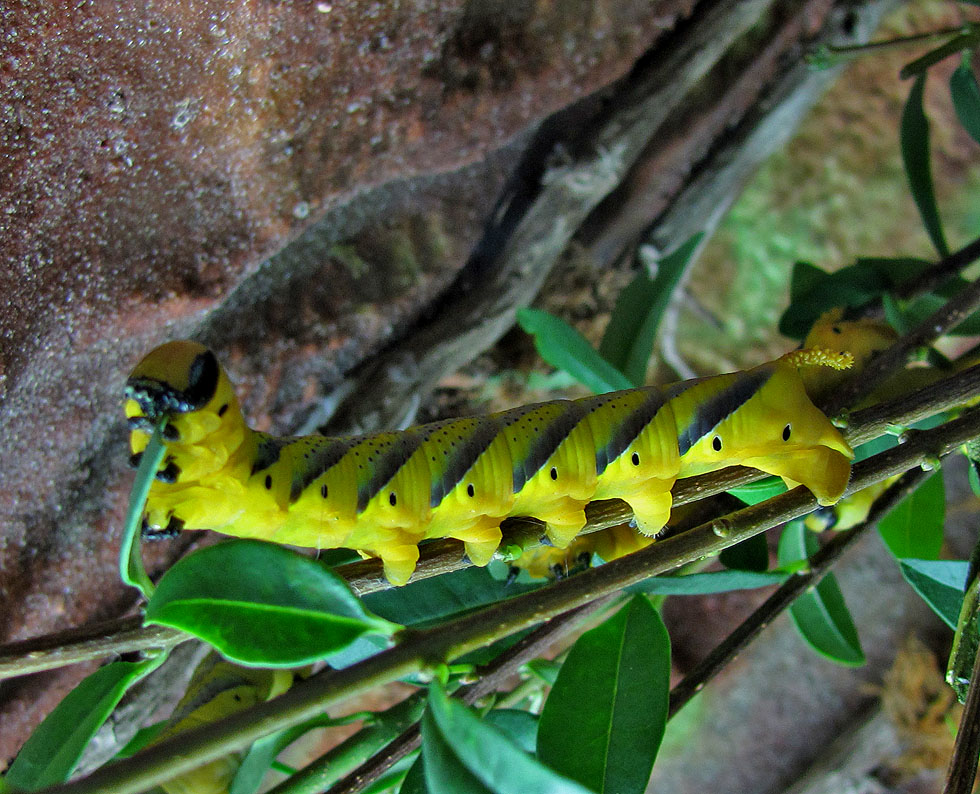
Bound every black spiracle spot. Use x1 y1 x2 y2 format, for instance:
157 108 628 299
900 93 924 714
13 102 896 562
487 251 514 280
631 452 640 466
320 484 328 499
550 467 558 480
712 436 722 452
389 492 397 506
265 475 272 490
782 424 792 441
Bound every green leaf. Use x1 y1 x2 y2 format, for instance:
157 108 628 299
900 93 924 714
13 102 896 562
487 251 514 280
599 232 704 386
538 596 670 794
727 476 787 506
901 72 949 258
144 540 398 666
899 559 969 630
486 710 538 754
969 460 980 497
230 714 338 794
878 472 945 560
777 523 865 666
399 756 428 794
719 533 770 572
422 683 593 794
896 291 980 336
523 659 562 687
517 308 633 394
5 656 165 790
364 567 541 626
119 421 167 599
779 262 891 339
629 569 786 596
114 721 167 758
951 53 980 145
329 568 542 668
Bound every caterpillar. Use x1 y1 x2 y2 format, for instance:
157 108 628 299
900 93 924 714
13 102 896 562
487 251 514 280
513 311 897 577
125 341 854 585
149 654 295 794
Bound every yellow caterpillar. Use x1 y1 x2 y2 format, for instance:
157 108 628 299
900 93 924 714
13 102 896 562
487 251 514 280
149 654 294 794
125 341 853 585
516 310 900 576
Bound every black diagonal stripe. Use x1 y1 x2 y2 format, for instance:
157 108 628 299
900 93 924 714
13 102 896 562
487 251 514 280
593 388 667 475
427 418 502 507
251 434 290 475
675 367 773 456
289 436 357 503
356 431 426 513
512 400 589 493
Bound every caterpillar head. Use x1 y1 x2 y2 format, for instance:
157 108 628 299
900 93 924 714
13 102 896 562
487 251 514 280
125 341 246 478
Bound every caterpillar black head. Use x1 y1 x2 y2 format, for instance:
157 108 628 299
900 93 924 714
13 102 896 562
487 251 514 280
125 341 246 487
125 341 220 420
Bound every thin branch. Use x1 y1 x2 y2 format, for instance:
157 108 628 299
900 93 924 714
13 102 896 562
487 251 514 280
891 234 980 303
825 274 980 415
942 635 980 794
667 467 928 719
35 406 980 794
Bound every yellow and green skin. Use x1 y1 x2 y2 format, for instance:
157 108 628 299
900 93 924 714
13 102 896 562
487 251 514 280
125 342 852 586
148 654 294 794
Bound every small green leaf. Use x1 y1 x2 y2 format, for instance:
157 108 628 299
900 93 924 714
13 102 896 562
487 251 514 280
517 308 633 394
538 596 670 793
629 569 786 596
969 461 980 497
230 714 338 794
901 72 949 258
329 568 542 668
599 232 704 387
144 540 399 666
899 559 969 630
779 262 891 339
364 567 541 626
951 53 980 145
114 722 167 758
719 533 770 572
777 523 865 666
5 656 165 790
486 710 538 754
524 658 562 686
119 421 167 599
727 476 787 506
878 472 945 561
399 756 428 794
422 683 593 794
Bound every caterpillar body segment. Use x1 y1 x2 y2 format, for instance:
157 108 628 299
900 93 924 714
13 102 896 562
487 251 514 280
125 341 853 585
150 654 295 794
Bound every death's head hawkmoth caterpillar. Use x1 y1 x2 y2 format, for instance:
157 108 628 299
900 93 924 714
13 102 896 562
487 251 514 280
148 653 294 794
125 341 853 585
